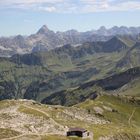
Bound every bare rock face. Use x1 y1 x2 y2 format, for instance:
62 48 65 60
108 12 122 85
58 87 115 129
0 100 67 136
93 106 104 115
0 99 110 139
61 107 109 124
0 25 140 57
102 106 112 112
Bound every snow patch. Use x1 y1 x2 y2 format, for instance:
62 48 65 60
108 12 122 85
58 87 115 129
0 46 12 51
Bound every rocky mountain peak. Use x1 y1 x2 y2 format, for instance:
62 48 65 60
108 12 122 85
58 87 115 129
109 36 120 42
102 36 128 52
65 29 79 34
99 26 106 30
37 25 51 34
14 35 25 41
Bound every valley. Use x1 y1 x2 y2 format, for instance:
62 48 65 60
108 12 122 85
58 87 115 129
0 35 140 104
0 26 140 140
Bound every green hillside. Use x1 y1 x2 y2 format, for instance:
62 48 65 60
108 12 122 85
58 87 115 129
0 37 129 102
117 42 140 70
0 95 139 140
42 67 140 106
0 36 140 110
76 95 140 139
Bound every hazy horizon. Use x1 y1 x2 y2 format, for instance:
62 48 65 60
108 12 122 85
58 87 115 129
1 25 140 37
0 0 140 36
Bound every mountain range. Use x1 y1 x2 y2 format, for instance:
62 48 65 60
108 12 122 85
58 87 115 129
0 25 140 140
0 35 139 104
0 25 140 57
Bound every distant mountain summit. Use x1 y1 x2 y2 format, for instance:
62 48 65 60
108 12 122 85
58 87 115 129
0 25 140 57
102 36 128 52
37 25 51 34
94 26 140 36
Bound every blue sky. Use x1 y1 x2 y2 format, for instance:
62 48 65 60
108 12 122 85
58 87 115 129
0 0 140 36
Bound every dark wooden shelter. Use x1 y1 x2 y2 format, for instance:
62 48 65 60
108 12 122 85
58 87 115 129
67 127 89 137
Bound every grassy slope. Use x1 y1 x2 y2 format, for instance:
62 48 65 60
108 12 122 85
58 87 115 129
0 95 139 140
75 95 140 139
0 36 138 103
42 66 140 106
118 36 136 48
0 128 20 139
117 79 140 97
0 51 125 102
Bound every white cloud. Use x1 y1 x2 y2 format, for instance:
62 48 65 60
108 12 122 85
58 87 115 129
0 0 65 4
38 6 56 12
0 0 140 13
0 0 65 12
79 0 140 13
80 0 107 4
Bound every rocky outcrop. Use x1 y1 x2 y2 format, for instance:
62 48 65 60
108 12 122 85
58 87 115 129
0 25 139 57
